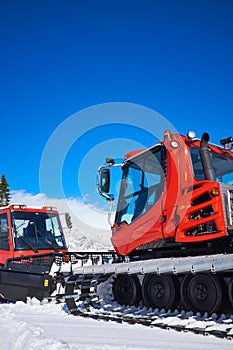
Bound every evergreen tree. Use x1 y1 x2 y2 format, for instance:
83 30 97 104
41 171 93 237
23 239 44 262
0 174 10 206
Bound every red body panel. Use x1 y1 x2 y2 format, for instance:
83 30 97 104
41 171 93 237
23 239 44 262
111 196 164 255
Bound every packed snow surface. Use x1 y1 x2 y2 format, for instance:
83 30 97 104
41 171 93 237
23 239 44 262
0 299 233 350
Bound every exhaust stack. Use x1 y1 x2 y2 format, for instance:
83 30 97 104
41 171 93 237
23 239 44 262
199 132 216 181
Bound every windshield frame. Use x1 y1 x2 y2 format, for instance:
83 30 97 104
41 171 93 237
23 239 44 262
115 145 166 226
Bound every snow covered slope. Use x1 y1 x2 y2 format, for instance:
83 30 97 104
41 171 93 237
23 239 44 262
0 300 233 350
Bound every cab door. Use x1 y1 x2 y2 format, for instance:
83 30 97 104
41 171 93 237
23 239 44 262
112 145 166 255
0 212 11 264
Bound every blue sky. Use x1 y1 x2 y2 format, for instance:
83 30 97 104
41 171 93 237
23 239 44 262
1 0 233 207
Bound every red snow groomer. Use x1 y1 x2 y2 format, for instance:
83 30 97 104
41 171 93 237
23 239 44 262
96 131 233 313
98 131 233 257
0 204 69 265
0 204 71 301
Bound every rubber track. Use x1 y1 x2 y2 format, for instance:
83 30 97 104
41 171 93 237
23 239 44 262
67 303 233 341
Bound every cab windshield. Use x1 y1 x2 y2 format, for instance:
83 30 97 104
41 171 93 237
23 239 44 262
12 211 67 251
116 145 166 225
190 146 233 184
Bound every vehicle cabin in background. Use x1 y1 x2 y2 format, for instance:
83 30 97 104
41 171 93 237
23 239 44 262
0 204 69 265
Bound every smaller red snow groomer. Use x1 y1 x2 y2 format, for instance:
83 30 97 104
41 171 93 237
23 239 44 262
0 204 69 265
0 204 71 301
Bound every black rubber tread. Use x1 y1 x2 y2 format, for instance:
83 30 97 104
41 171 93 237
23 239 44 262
80 274 93 300
69 306 233 341
112 275 141 306
64 275 78 311
228 276 233 307
181 273 223 314
142 274 180 310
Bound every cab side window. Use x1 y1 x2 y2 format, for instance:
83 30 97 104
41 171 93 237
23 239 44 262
0 213 10 250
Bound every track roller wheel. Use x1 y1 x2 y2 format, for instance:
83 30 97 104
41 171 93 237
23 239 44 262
181 273 223 314
113 275 141 306
142 274 180 310
228 276 233 308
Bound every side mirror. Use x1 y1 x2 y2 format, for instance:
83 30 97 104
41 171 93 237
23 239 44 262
65 213 72 229
100 169 110 193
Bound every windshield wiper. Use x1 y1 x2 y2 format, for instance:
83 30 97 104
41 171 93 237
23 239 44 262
36 230 59 252
21 236 38 253
44 236 59 252
12 215 38 253
33 225 59 252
